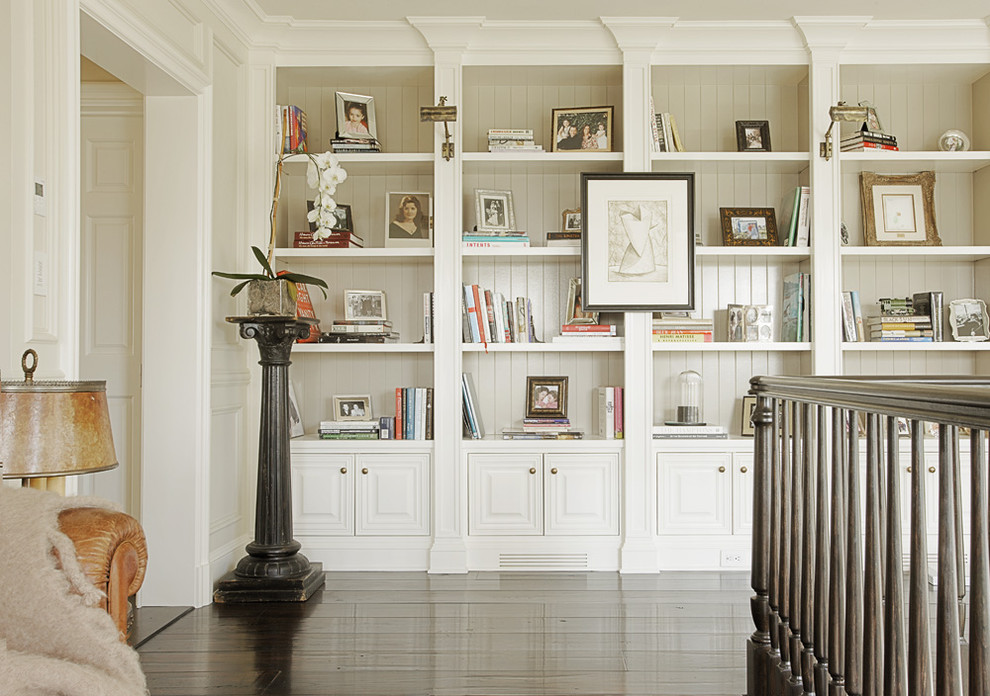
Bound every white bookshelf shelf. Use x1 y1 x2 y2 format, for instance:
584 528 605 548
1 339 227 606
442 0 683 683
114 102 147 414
463 151 624 163
275 248 434 262
838 150 990 173
464 339 624 352
841 246 990 261
290 435 435 452
461 246 580 258
280 152 434 175
696 247 810 259
294 343 433 354
652 342 810 352
650 151 811 174
463 437 625 452
842 342 990 352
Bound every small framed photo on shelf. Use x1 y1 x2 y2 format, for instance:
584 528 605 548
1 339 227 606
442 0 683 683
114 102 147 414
860 171 941 246
333 395 372 421
948 298 989 341
386 192 432 247
309 202 352 234
561 208 582 233
335 91 377 140
564 277 599 325
525 376 568 419
728 304 773 343
580 172 695 311
476 189 516 234
344 289 387 322
740 395 757 437
735 120 771 152
719 208 779 246
551 106 614 152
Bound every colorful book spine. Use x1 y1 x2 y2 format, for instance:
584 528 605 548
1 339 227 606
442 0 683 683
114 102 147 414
395 387 404 440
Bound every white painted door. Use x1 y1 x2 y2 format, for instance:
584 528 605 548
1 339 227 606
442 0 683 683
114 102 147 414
733 452 754 535
657 452 732 535
544 453 619 536
468 453 542 535
78 84 144 514
355 453 430 536
292 453 354 535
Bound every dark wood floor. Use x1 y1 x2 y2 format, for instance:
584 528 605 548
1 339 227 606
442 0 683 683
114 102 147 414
137 571 752 696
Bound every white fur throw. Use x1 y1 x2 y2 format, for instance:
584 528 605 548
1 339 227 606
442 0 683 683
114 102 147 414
0 486 147 696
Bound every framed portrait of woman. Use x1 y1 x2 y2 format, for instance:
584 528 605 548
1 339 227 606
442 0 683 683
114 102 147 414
385 192 433 248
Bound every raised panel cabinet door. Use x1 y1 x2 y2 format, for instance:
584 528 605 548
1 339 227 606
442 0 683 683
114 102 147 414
468 453 543 535
733 452 754 535
355 453 430 536
657 452 732 535
544 453 619 536
291 453 354 535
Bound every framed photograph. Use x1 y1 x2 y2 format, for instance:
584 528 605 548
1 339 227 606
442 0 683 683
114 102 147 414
344 289 387 322
476 189 516 234
741 395 757 437
335 91 377 140
309 202 352 234
863 105 884 133
386 192 432 247
564 277 599 325
735 120 771 152
333 395 372 421
551 106 614 152
525 376 568 420
860 171 941 246
580 172 695 311
562 208 582 233
948 298 989 342
719 208 779 246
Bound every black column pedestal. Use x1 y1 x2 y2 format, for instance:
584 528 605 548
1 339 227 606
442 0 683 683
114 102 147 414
214 315 325 603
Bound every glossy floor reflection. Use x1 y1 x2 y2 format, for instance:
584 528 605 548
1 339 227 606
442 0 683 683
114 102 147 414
138 571 752 695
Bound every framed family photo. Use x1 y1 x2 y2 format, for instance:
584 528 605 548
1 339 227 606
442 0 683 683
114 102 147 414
344 289 387 322
525 376 568 419
386 192 432 247
333 395 372 421
860 171 941 246
335 91 377 140
551 106 614 152
561 208 582 233
719 208 779 246
476 189 516 234
735 120 771 152
581 172 695 311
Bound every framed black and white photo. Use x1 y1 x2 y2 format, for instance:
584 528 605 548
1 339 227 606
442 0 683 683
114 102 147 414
564 277 598 325
551 106 613 152
580 172 695 311
309 202 352 234
344 289 387 322
735 120 771 152
335 92 377 140
949 298 989 341
525 376 568 420
385 192 432 247
562 208 582 233
741 395 757 437
333 395 372 421
475 189 516 234
860 171 941 246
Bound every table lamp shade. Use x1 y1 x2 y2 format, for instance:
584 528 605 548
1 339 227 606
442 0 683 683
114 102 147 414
0 381 118 478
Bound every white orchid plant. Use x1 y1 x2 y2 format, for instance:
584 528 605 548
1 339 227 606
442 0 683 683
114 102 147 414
305 151 348 240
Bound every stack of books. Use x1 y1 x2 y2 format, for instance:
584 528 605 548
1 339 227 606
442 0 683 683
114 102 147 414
597 386 624 439
652 316 714 343
487 128 542 153
318 419 379 440
867 298 934 342
330 136 381 153
320 319 398 344
462 285 539 345
276 104 307 155
653 425 728 440
840 129 898 152
394 387 433 440
545 230 581 246
502 418 583 440
551 323 617 344
462 231 530 249
293 230 364 248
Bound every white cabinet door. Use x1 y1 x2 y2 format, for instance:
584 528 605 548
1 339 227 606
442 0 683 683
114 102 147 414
355 453 430 536
658 452 732 535
733 453 754 535
545 453 619 536
469 453 543 535
292 453 354 535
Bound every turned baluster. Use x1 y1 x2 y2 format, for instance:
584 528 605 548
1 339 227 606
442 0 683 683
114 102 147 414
907 421 933 696
969 430 990 696
789 401 805 694
800 403 817 694
845 411 863 696
863 413 883 696
883 417 906 696
935 425 963 696
828 407 847 696
814 405 831 696
778 399 795 692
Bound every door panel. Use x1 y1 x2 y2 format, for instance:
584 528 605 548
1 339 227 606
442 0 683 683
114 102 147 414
545 453 618 536
356 454 430 536
469 453 542 535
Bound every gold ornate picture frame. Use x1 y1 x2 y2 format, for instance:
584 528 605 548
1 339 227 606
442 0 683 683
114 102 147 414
860 171 941 246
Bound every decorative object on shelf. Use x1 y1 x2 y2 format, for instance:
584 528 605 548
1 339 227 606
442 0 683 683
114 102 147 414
719 208 779 246
937 129 971 152
819 101 871 160
740 395 757 437
666 369 704 425
525 376 568 420
335 91 377 140
287 381 304 438
343 289 387 322
308 202 352 235
581 172 695 311
333 394 373 420
735 120 771 152
860 171 941 246
912 291 944 341
212 246 328 315
304 151 349 241
420 96 457 160
386 192 433 247
487 128 541 153
551 105 613 152
840 221 849 245
948 298 989 342
562 208 582 233
564 277 598 325
781 272 810 342
728 304 773 342
475 189 516 234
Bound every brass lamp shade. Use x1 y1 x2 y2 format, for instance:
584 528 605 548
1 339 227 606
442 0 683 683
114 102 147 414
0 355 117 479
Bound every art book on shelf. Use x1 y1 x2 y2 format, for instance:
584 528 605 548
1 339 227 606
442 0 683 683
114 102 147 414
912 291 944 341
289 280 320 343
653 424 728 439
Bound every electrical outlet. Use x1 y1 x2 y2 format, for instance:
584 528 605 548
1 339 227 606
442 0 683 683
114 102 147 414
720 550 746 567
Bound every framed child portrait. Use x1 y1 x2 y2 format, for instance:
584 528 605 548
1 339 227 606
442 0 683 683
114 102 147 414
386 192 432 247
525 376 568 420
335 91 377 140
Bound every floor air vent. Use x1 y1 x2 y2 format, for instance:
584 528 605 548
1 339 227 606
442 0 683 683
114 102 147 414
498 553 589 569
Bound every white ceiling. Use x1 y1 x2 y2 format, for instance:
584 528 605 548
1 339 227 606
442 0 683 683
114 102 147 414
251 0 990 22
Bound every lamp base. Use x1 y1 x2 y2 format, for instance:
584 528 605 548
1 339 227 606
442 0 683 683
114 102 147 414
213 563 325 603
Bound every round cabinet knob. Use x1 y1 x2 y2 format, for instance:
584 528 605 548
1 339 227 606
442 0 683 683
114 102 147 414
362 467 369 475
718 466 726 473
529 468 537 475
550 468 558 475
740 466 748 474
340 467 347 474
906 466 912 473
929 466 936 474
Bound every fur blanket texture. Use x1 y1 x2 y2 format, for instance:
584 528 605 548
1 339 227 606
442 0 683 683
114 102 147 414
0 486 147 695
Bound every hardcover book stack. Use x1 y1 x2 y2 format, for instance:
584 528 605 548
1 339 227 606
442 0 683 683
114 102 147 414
275 104 308 155
551 323 618 344
318 419 379 440
545 230 581 246
652 315 714 343
653 425 728 440
320 319 398 344
393 387 434 440
462 231 530 249
596 386 624 439
293 230 364 248
487 128 542 153
502 418 583 440
867 297 933 343
462 284 539 345
330 136 381 153
840 129 898 152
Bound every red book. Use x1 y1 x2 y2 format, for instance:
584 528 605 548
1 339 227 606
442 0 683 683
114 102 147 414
614 387 623 439
561 324 615 333
295 230 364 244
292 239 363 248
395 387 403 440
471 285 487 346
292 281 320 342
483 289 497 342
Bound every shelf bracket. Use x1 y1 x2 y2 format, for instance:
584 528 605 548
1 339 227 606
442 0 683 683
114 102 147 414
421 97 458 162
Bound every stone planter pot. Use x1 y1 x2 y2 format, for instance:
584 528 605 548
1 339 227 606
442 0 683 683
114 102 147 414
247 279 296 316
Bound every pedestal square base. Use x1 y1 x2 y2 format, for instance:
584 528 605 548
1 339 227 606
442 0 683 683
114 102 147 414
213 563 325 603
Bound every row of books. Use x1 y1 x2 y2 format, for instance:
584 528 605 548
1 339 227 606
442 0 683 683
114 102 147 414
462 285 539 345
275 104 307 155
502 422 584 440
652 315 713 343
781 272 811 342
462 233 531 248
318 419 379 440
293 230 363 249
330 136 382 153
551 323 618 344
840 129 898 152
320 319 398 344
392 387 433 440
649 98 684 152
487 128 542 152
778 186 811 246
462 373 485 439
596 386 624 439
841 292 943 342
